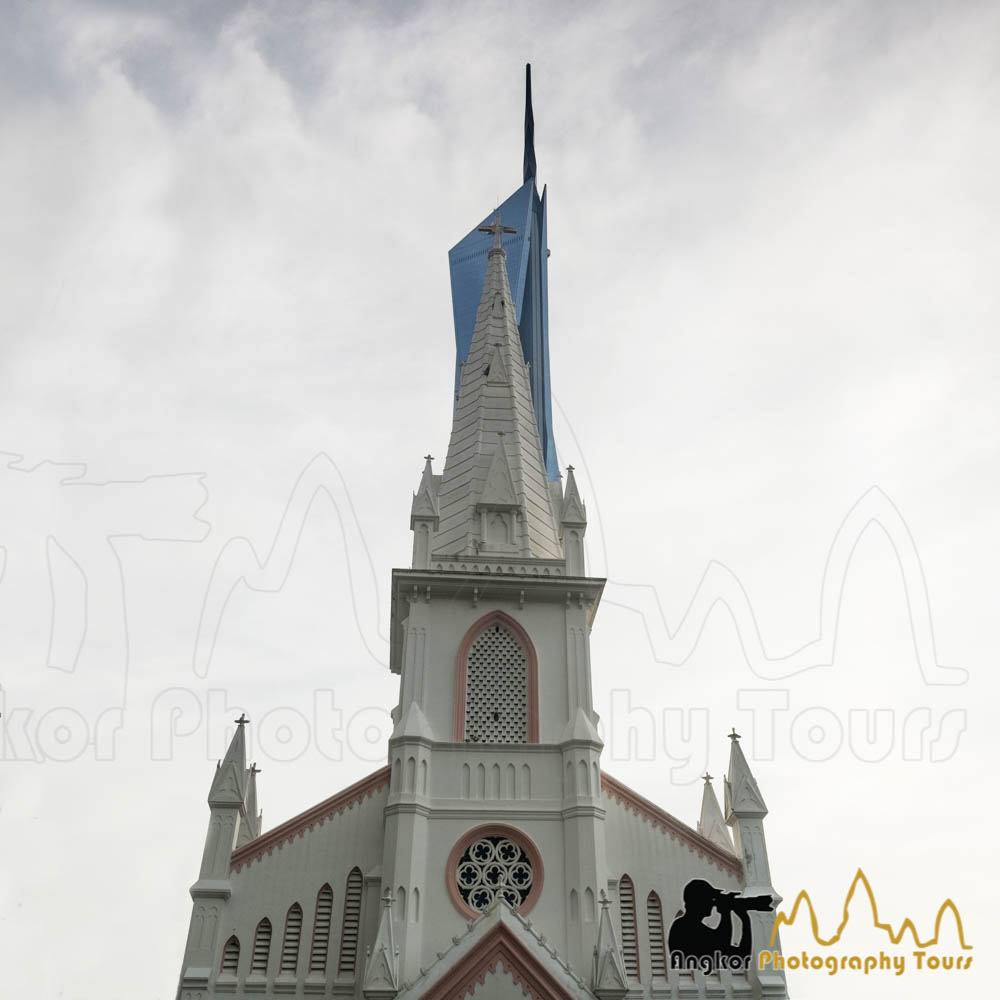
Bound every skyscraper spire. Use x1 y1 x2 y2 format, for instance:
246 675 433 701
523 63 536 183
448 65 558 480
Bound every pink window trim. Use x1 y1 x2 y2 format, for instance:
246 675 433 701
445 822 545 919
453 610 539 743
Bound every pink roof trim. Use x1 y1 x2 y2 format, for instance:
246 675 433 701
601 771 742 876
230 766 390 872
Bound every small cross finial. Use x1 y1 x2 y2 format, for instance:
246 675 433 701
567 464 575 473
703 771 713 784
479 211 516 250
424 454 434 463
235 712 249 727
729 727 741 742
251 762 262 775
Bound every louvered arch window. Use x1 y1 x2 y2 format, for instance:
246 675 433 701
619 874 639 981
647 891 666 978
220 935 240 975
280 903 303 974
309 884 334 974
251 918 272 974
338 867 363 975
456 612 538 744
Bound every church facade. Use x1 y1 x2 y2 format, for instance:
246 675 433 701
175 68 789 1000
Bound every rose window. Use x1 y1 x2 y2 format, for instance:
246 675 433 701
455 836 533 912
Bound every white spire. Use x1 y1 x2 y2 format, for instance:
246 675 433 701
363 888 399 999
592 890 628 998
697 772 734 852
208 713 249 806
433 216 562 561
724 728 769 821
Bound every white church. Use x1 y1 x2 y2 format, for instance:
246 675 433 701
175 68 789 1000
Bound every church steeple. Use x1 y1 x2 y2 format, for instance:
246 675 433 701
433 212 562 561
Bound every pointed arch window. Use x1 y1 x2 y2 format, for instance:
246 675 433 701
309 884 334 975
220 935 240 975
647 891 667 978
251 918 271 975
280 903 303 974
338 867 363 975
619 874 639 981
455 611 538 744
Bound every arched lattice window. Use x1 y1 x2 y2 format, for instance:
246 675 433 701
280 903 302 974
338 867 363 975
647 891 666 978
220 935 240 975
251 918 271 974
309 884 333 975
456 613 537 743
619 875 639 981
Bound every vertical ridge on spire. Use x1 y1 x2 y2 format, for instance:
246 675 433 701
523 63 536 183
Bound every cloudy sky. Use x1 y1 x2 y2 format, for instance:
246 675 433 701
1 1 997 997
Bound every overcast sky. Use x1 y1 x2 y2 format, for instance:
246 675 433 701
1 1 998 997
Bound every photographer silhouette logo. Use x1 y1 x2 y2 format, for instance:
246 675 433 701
669 878 774 973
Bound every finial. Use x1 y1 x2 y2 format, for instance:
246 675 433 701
703 771 713 784
567 464 575 473
599 889 610 908
729 727 741 742
479 211 516 250
251 762 262 775
423 454 434 463
234 712 249 727
381 887 394 907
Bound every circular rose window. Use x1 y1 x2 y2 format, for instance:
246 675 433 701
446 824 543 917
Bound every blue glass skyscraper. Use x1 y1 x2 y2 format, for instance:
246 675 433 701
447 65 559 481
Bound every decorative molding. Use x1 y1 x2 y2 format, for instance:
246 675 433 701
600 772 742 876
230 767 390 872
417 922 574 1000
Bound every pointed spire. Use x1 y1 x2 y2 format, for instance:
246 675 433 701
561 465 587 525
208 713 249 806
410 455 440 526
237 762 262 846
592 890 629 998
698 772 734 852
363 888 399 999
433 215 562 561
523 63 536 183
724 728 769 821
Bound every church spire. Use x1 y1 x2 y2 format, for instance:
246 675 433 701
433 213 562 561
697 772 734 852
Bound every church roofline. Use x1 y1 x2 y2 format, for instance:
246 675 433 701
229 765 390 872
600 771 742 876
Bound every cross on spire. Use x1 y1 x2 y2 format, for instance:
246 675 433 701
234 712 249 727
703 771 714 784
424 454 434 463
250 762 262 775
479 211 516 250
729 727 741 742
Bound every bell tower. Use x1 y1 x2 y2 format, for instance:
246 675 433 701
380 193 610 982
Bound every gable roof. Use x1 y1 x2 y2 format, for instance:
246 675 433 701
230 765 390 872
601 771 742 876
396 901 593 1000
